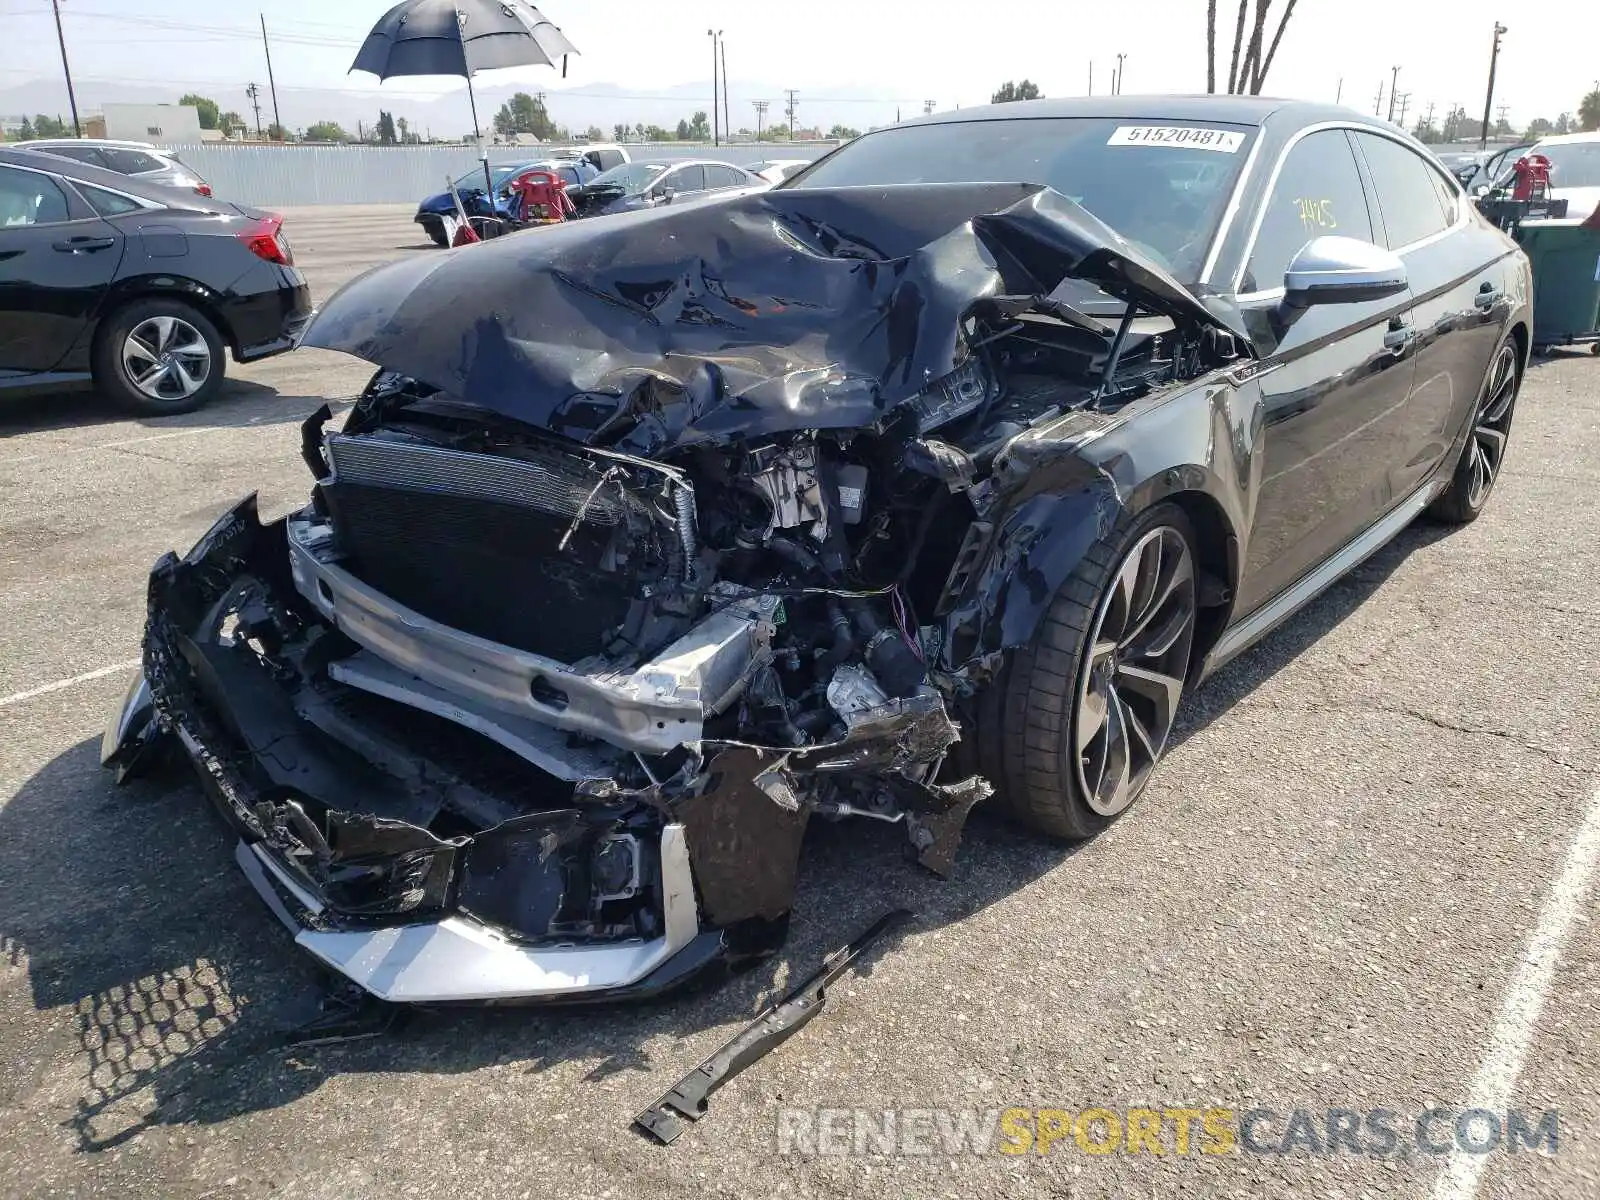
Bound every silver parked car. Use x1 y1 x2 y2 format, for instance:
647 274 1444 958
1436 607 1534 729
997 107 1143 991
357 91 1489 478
13 139 212 197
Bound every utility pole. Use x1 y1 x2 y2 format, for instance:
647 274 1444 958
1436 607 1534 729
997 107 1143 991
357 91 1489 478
785 89 798 139
245 82 263 139
260 14 281 138
923 100 935 115
1494 101 1509 136
1374 79 1386 117
1479 22 1506 150
1387 65 1400 122
1396 93 1411 128
707 29 722 146
753 99 768 141
1114 52 1127 95
1335 77 1343 105
720 38 730 142
50 0 81 137
1088 60 1093 95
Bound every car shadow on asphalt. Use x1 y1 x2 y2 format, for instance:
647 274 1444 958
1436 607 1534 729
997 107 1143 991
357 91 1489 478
0 518 1454 1154
0 380 336 440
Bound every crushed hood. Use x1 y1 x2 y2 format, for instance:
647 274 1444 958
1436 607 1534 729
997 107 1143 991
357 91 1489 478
305 182 1248 453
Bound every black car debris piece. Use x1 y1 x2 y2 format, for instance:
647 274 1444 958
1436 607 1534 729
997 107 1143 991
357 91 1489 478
105 97 1531 1003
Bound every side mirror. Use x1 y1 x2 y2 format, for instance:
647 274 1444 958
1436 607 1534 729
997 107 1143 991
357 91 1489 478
1282 236 1408 309
1474 184 1491 198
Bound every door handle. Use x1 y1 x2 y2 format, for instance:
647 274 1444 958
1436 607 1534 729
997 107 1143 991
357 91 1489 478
52 236 116 253
1383 320 1415 354
1475 286 1501 312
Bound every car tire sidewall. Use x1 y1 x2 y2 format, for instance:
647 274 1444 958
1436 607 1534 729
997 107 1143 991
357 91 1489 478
93 298 227 415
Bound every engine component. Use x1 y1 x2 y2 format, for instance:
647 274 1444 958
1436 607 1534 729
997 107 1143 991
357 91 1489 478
746 441 828 542
826 664 891 727
835 463 869 525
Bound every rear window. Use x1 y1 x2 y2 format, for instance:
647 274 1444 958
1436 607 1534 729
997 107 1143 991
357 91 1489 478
99 148 166 174
1536 140 1600 189
44 145 106 167
75 182 144 216
785 116 1257 282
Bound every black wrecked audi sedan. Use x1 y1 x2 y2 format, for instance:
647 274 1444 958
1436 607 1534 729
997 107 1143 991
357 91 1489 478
0 148 311 414
105 96 1530 1003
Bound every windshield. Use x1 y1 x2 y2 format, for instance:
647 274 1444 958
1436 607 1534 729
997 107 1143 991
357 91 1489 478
451 164 526 192
784 116 1257 282
1535 140 1600 189
588 162 668 193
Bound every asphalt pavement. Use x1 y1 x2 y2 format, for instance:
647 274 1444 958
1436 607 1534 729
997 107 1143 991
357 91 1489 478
2 203 1598 1200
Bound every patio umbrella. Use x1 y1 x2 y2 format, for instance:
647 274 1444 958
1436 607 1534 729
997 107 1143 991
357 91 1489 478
351 0 579 196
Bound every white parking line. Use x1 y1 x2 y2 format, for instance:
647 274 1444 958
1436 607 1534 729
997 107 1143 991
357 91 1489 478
0 659 142 709
1431 779 1600 1200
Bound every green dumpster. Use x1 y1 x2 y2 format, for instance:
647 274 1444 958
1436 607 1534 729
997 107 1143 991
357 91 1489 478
1515 219 1600 353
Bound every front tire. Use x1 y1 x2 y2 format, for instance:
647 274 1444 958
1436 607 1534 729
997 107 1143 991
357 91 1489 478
979 504 1199 839
424 221 448 247
92 298 226 415
1428 336 1520 525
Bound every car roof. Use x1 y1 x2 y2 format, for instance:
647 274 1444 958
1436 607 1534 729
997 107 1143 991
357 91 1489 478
1531 131 1600 147
900 94 1391 132
16 137 171 153
0 147 211 208
671 159 754 170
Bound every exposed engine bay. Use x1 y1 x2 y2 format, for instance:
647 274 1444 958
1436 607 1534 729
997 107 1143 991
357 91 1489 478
109 182 1246 1002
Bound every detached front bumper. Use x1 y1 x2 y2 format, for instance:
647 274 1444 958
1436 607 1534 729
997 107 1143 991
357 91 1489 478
107 496 982 1003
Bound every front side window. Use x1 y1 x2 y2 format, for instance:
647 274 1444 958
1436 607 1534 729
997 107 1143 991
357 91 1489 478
1535 139 1600 189
786 115 1257 282
0 166 72 226
1243 130 1374 293
1355 132 1452 249
704 164 745 190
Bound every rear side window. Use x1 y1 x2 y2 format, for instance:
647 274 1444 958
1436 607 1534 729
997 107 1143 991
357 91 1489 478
76 183 143 216
1355 133 1452 249
1244 130 1374 293
0 165 73 226
46 145 106 167
670 164 706 193
704 164 746 189
99 148 165 175
594 149 623 171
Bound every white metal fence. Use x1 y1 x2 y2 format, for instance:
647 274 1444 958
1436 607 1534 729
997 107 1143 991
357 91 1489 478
167 141 837 207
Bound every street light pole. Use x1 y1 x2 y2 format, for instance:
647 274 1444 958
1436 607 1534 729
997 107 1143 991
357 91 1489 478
1479 22 1506 150
1114 53 1127 95
1387 65 1400 122
50 0 81 137
707 29 721 146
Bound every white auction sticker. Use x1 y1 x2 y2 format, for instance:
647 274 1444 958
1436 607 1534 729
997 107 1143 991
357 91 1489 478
1107 125 1245 153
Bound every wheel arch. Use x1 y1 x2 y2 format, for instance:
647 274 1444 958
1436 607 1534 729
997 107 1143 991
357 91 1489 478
93 277 240 358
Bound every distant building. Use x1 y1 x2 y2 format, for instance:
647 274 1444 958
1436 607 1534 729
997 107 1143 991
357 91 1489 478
85 103 204 144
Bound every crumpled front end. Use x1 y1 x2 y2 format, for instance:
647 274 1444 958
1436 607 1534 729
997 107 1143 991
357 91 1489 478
108 182 1245 1003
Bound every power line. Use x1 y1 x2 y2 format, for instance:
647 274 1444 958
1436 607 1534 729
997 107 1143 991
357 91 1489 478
752 98 768 140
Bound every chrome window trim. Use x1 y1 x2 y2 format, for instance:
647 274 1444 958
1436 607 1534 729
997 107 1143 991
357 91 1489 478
1198 126 1270 286
1229 121 1472 296
3 159 167 213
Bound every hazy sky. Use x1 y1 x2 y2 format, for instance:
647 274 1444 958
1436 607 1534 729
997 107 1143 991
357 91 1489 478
3 0 1597 131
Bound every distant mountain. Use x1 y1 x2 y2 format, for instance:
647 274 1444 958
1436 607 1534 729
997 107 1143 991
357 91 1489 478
0 76 915 139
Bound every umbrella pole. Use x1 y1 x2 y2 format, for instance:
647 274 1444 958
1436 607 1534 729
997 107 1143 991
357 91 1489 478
465 72 494 200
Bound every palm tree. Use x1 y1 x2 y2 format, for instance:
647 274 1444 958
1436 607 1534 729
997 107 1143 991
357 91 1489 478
1579 88 1600 133
1209 0 1299 95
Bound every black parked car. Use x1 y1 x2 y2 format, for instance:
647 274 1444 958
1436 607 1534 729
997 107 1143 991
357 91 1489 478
105 97 1529 1004
0 148 311 414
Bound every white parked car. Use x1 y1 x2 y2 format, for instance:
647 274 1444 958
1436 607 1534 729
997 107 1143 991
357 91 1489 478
746 158 812 184
1520 132 1600 222
13 138 212 196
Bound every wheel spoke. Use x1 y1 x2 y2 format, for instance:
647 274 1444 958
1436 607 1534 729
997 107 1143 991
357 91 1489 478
147 316 176 352
1094 690 1133 811
167 356 201 394
1124 543 1195 651
1076 668 1111 755
1118 688 1159 770
130 361 168 388
1116 663 1184 730
1475 424 1507 468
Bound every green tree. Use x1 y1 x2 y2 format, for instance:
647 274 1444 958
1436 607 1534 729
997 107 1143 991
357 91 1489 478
613 123 630 141
643 124 671 141
396 116 409 143
1554 112 1574 134
32 114 69 137
1492 116 1514 136
689 110 710 139
1411 116 1441 144
492 91 556 140
305 120 350 142
17 115 35 140
377 110 397 145
1440 104 1472 143
991 80 1043 104
1523 116 1554 141
827 123 861 139
219 110 244 135
1579 89 1600 133
267 122 290 142
675 118 691 140
583 125 604 140
180 93 219 130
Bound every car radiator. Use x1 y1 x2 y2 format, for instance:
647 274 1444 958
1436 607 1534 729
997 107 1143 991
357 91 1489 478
320 433 687 663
